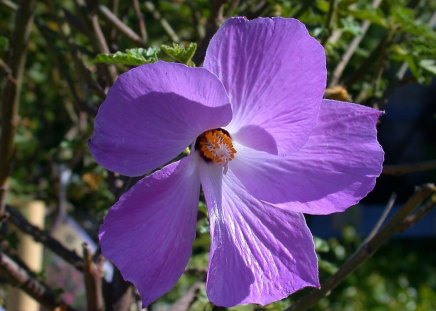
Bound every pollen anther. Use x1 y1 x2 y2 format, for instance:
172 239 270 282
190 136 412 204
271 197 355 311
197 129 236 168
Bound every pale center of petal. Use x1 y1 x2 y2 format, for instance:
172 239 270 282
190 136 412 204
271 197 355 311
196 129 236 170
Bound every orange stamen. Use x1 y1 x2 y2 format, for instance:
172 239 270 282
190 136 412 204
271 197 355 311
198 129 236 166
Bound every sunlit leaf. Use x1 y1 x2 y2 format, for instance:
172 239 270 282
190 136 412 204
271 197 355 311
161 42 197 66
94 47 159 66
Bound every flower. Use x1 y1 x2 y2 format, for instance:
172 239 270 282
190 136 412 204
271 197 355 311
89 17 384 307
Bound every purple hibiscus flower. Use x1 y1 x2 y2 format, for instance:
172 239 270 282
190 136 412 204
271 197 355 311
89 17 384 307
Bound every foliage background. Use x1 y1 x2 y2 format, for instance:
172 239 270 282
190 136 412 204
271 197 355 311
0 0 435 310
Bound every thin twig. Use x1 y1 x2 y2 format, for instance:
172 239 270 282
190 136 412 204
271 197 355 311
0 58 12 78
132 0 148 42
144 1 180 43
5 205 85 272
293 0 316 18
400 199 436 232
321 0 336 45
97 4 144 45
89 8 117 83
287 184 435 311
329 0 383 86
169 282 203 311
0 0 17 10
0 249 78 311
0 0 36 215
344 29 395 88
36 20 95 115
225 0 240 18
382 160 436 176
192 0 227 65
86 0 117 84
57 10 106 100
364 193 397 243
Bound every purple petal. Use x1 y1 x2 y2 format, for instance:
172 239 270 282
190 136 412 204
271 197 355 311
230 99 384 215
204 17 326 155
90 61 232 176
99 155 200 306
199 162 319 307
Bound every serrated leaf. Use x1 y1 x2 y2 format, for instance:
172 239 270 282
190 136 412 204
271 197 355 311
94 47 159 66
161 42 197 66
0 36 9 50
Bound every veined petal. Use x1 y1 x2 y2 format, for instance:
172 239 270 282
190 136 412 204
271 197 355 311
99 155 200 306
204 17 326 155
89 61 232 176
199 162 318 307
231 99 384 215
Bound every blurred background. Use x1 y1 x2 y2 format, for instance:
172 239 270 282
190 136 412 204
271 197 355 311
0 0 435 310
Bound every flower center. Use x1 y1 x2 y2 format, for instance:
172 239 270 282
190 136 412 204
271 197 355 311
196 129 236 167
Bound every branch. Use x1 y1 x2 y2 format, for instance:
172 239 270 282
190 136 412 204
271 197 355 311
85 0 118 83
83 244 105 311
36 20 96 116
58 9 107 100
97 4 144 45
0 0 36 215
364 193 396 243
132 0 148 42
5 205 84 272
144 2 180 43
103 268 134 311
329 0 383 86
169 282 203 311
382 160 436 176
321 0 336 45
192 0 227 65
0 249 77 311
91 13 117 81
344 29 395 88
293 0 316 18
287 184 435 311
400 199 436 232
0 0 17 10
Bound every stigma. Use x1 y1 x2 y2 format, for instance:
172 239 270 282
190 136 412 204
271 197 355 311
196 129 236 173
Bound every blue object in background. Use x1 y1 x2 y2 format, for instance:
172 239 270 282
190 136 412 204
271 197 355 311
308 204 436 239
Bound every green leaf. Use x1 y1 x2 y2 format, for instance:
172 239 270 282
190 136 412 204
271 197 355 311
419 60 436 76
314 236 330 253
340 17 362 36
410 37 436 59
315 0 330 13
391 7 436 40
160 42 197 66
0 36 9 50
319 258 339 274
94 47 159 66
347 7 387 27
